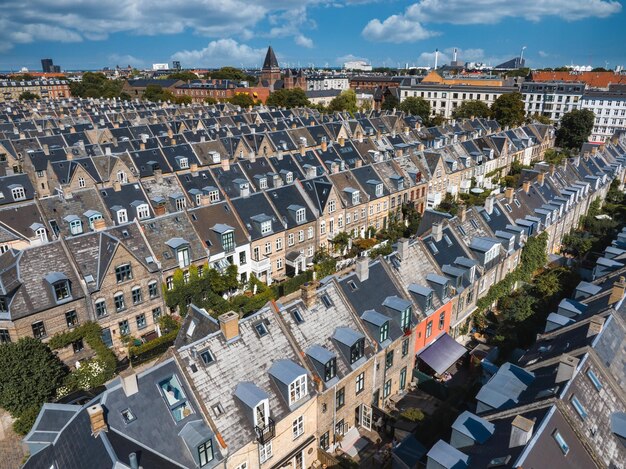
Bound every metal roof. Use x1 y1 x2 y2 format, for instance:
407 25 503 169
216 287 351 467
268 359 307 386
234 381 268 409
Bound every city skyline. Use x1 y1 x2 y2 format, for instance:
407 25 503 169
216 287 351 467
1 0 625 71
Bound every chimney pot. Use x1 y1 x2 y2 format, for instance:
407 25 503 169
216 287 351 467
587 316 605 338
112 181 122 192
219 311 240 341
221 157 230 172
505 187 514 203
300 281 319 308
522 180 531 193
609 276 626 304
398 238 409 261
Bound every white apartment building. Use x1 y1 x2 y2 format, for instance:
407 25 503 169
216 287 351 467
520 82 585 123
306 74 350 91
581 88 626 142
399 84 516 119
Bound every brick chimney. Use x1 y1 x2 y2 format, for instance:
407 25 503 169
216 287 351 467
300 281 318 308
555 354 579 383
190 163 198 173
504 187 514 203
355 257 369 282
154 204 167 216
609 276 626 304
87 404 108 435
154 168 163 184
484 196 494 215
587 316 604 338
458 204 466 223
522 180 531 194
92 218 107 231
219 311 240 341
432 223 443 242
112 181 122 192
121 369 139 396
509 415 534 448
338 136 345 147
221 157 230 172
321 140 328 152
398 238 410 261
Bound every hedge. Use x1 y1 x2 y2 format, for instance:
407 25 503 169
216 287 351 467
270 271 313 297
129 328 179 366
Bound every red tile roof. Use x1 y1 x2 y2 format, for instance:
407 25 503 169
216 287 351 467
531 71 626 88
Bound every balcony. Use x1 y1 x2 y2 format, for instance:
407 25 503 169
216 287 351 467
255 417 276 445
250 256 271 275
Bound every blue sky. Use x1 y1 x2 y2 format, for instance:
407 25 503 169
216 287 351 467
1 0 624 71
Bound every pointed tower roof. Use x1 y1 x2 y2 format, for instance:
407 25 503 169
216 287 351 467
263 46 279 70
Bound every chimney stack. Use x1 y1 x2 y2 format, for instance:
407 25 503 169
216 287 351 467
355 257 369 282
484 196 494 215
549 164 556 176
398 238 410 261
587 316 605 338
432 223 443 243
92 218 107 231
121 369 139 396
338 136 345 147
219 311 240 341
509 415 534 448
609 276 626 304
522 180 531 194
112 181 122 192
221 157 230 172
537 173 545 186
458 204 466 223
129 453 139 469
505 187 514 203
300 281 318 308
87 404 108 435
320 139 328 152
555 354 579 383
154 168 163 184
154 204 167 216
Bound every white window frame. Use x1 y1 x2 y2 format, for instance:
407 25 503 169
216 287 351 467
295 208 306 224
289 375 307 405
292 415 304 440
69 219 83 235
117 209 128 224
11 186 25 201
136 204 150 220
261 221 272 235
259 441 273 463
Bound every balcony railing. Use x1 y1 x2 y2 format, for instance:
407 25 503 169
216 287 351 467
255 417 276 445
250 256 271 274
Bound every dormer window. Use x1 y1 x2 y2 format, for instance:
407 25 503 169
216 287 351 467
352 191 360 205
254 400 269 427
221 231 235 253
11 185 25 201
136 204 150 220
261 220 272 235
259 177 268 189
198 440 214 467
324 358 337 381
175 197 186 211
285 172 293 183
350 338 365 364
68 218 83 235
380 322 389 342
425 292 433 311
296 208 306 224
35 227 47 243
178 157 189 169
86 211 103 229
208 190 219 203
116 209 128 224
289 375 307 405
401 307 411 330
178 246 190 268
375 183 383 197
45 272 72 303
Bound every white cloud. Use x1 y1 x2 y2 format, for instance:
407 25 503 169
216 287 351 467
295 35 315 48
363 0 622 43
538 50 549 58
171 39 266 67
335 53 369 64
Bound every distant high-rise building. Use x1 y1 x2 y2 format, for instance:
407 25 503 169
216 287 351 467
41 58 53 73
173 61 181 70
52 65 61 73
261 46 281 89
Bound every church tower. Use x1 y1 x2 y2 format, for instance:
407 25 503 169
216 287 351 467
261 46 281 89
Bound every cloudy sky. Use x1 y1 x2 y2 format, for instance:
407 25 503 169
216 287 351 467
1 0 624 71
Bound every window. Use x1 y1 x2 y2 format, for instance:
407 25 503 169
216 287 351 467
32 321 46 339
177 247 190 268
222 232 235 253
277 258 283 270
289 375 307 404
380 322 389 342
152 307 162 322
352 191 360 204
375 183 383 197
259 441 272 463
119 320 130 336
553 430 569 455
0 296 7 312
328 199 336 213
336 387 345 409
136 204 150 220
292 415 304 439
400 367 407 390
439 312 445 330
570 395 587 419
255 322 268 337
117 209 128 224
148 281 158 298
65 310 78 328
95 299 107 318
401 308 411 330
200 350 214 365
295 208 306 224
402 338 409 357
385 350 394 369
586 369 602 391
121 408 136 424
383 379 392 398
176 197 186 211
69 219 83 235
11 186 25 201
320 220 326 235
307 226 313 239
298 230 304 242
132 287 142 304
264 242 272 255
426 321 433 338
320 431 330 450
114 293 125 311
54 281 71 302
136 313 146 330
78 177 85 188
261 220 272 235
275 237 282 251
324 358 336 381
0 329 10 343
255 401 268 426
36 227 48 243
115 264 132 283
198 439 214 467
166 276 174 290
355 372 365 394
288 233 295 246
350 339 365 364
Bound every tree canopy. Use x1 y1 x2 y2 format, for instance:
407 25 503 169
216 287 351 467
19 91 40 101
399 97 430 121
209 67 257 85
556 109 595 149
490 92 526 127
328 89 358 114
266 88 310 108
69 72 130 99
0 338 67 417
166 71 199 81
229 93 256 108
528 113 552 125
451 100 490 119
381 95 399 111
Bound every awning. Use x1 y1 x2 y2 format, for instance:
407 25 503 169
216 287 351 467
417 333 467 375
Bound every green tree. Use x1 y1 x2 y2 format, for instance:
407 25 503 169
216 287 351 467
399 97 430 121
143 84 175 102
381 95 399 111
69 72 126 99
210 67 257 85
591 67 608 72
328 89 358 114
174 95 193 105
490 92 526 127
229 93 256 108
266 88 310 108
204 96 218 105
499 294 536 323
429 115 447 127
0 338 67 417
19 91 40 100
528 113 552 125
451 100 490 119
556 109 595 150
166 71 198 81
